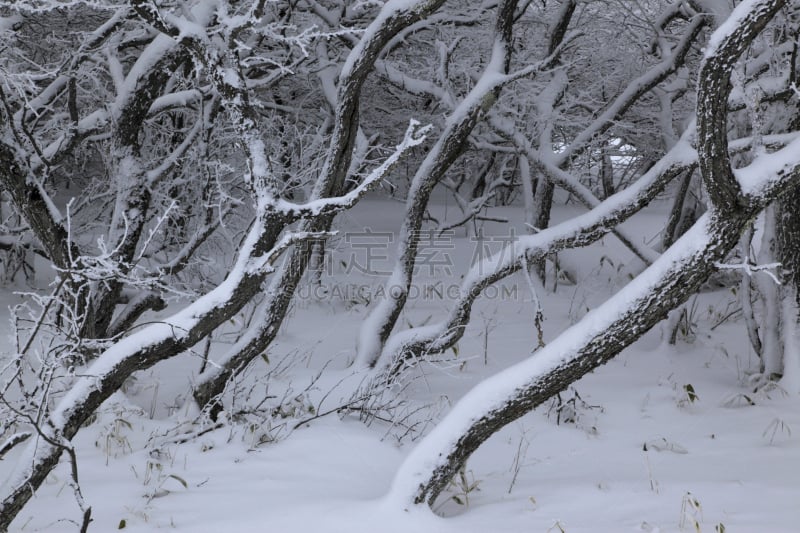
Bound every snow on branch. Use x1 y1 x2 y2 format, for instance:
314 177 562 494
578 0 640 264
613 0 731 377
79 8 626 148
557 15 707 165
489 113 662 265
736 134 800 199
703 0 781 60
0 431 31 460
376 120 800 376
374 130 700 374
714 256 782 285
261 120 432 223
0 220 329 525
387 208 728 507
245 230 336 276
697 0 786 211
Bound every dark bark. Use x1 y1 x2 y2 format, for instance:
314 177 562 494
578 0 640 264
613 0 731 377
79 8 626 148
548 0 576 57
2 1 456 523
777 99 800 303
192 214 330 413
0 230 312 531
697 0 785 212
531 177 555 280
531 5 706 279
528 0 576 280
0 142 76 271
600 151 614 198
662 169 696 249
777 184 800 304
106 292 167 338
83 49 190 340
411 210 755 506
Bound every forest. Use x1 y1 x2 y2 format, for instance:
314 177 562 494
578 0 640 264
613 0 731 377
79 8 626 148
0 0 799 531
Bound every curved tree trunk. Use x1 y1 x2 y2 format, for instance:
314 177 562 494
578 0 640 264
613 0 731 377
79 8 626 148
390 209 752 505
356 0 549 367
387 0 790 509
374 142 695 375
526 0 575 282
0 226 313 530
662 168 697 250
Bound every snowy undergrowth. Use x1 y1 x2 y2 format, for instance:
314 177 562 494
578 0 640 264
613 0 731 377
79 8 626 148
2 198 798 532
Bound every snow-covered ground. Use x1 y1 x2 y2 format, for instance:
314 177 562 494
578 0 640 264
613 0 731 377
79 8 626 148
3 196 799 532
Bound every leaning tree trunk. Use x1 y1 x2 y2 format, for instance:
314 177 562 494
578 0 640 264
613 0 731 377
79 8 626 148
191 0 450 409
373 144 694 375
530 177 555 281
756 205 784 377
355 0 523 367
662 169 699 250
527 0 575 281
387 0 790 509
389 209 754 506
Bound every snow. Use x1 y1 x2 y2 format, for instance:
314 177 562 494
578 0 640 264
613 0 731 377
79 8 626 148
356 32 517 367
3 197 799 532
43 214 267 434
0 15 20 31
149 89 205 114
735 133 800 197
780 297 800 394
4 0 800 529
704 0 764 59
340 0 432 82
112 34 178 119
356 268 406 366
259 120 430 221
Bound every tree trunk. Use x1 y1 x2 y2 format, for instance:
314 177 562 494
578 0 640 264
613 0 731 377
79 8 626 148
390 210 752 506
662 169 697 250
192 0 450 408
757 206 783 377
530 177 555 282
375 148 693 375
356 0 522 367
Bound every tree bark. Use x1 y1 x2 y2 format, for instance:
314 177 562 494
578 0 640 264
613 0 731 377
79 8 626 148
0 228 314 531
392 209 754 506
376 143 695 375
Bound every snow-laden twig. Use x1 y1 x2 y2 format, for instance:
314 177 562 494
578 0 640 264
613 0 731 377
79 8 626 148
714 256 782 285
257 120 432 222
0 432 31 460
521 256 546 349
135 200 177 263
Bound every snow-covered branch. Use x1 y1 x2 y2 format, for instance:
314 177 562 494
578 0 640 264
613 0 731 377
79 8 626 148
260 120 432 223
0 221 323 529
697 0 786 211
356 0 534 368
192 0 452 411
374 132 698 374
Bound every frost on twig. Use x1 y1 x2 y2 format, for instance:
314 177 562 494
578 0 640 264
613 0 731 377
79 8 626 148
714 256 782 285
0 432 32 460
